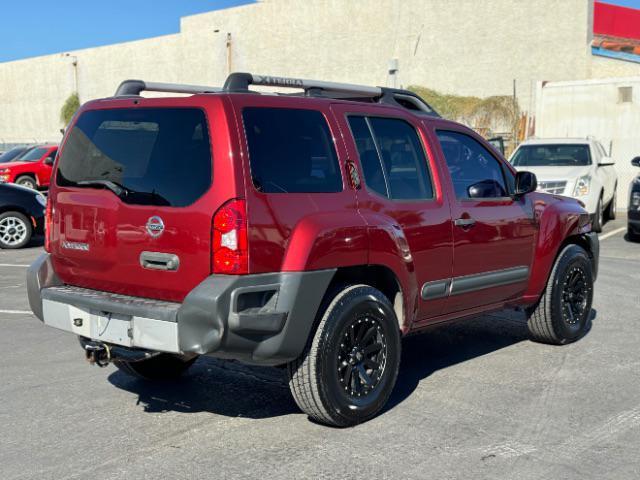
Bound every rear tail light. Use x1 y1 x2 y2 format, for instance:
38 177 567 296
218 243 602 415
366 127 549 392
212 199 248 274
44 200 52 252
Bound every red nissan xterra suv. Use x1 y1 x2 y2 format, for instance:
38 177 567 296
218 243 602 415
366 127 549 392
0 144 58 190
27 73 599 427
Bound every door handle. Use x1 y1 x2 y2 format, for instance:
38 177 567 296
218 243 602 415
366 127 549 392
454 218 476 228
140 251 180 271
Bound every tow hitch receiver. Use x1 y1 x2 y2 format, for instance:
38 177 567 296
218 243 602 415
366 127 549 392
79 337 158 367
83 340 111 367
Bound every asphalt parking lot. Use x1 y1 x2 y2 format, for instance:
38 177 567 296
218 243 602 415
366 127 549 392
1 218 639 480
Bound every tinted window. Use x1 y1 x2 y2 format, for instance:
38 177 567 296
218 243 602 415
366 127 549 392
437 131 508 199
19 147 48 162
243 108 342 193
511 144 591 167
57 108 211 207
0 147 27 163
348 116 433 200
347 116 387 197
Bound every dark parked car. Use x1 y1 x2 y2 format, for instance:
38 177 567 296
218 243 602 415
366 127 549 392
0 183 46 249
0 146 32 164
629 156 640 242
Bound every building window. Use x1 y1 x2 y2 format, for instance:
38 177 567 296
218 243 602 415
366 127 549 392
619 86 633 103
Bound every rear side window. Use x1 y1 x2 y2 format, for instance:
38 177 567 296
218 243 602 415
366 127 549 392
57 108 212 207
347 116 433 200
242 108 342 193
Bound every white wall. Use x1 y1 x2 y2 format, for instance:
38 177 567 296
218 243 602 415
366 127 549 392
1 0 639 145
535 76 640 208
0 0 599 143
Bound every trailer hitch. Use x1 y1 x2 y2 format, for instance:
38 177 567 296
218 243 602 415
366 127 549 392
78 337 160 367
83 341 111 368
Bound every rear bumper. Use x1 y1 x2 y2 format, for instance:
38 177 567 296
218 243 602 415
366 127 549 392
28 254 335 365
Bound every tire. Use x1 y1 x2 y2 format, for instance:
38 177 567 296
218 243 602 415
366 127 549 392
287 284 401 427
114 353 197 380
527 244 594 345
15 175 37 190
592 195 603 233
606 188 617 221
0 211 32 249
628 224 640 242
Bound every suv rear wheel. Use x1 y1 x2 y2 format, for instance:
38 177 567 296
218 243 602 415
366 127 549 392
527 244 593 345
114 353 197 380
287 284 401 427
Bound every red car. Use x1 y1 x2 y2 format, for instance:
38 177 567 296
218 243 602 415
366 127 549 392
0 144 58 189
27 74 598 427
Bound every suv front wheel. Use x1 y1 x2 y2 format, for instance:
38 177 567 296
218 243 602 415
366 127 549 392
287 284 401 427
527 244 594 345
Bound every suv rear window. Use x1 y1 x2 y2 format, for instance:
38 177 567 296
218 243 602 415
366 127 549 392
242 107 342 193
57 108 212 207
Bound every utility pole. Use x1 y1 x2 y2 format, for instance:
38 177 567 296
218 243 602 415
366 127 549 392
226 33 233 75
63 53 79 101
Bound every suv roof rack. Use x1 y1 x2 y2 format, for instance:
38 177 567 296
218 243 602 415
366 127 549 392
224 73 440 117
114 74 440 117
115 80 222 97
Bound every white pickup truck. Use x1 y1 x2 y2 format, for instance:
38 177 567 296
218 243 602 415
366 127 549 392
510 138 618 232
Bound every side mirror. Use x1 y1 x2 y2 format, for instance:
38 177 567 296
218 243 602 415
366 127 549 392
632 157 640 167
467 179 509 199
514 171 537 197
598 156 615 167
44 156 54 165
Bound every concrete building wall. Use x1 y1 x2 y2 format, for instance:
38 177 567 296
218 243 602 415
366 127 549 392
0 0 638 144
535 76 640 208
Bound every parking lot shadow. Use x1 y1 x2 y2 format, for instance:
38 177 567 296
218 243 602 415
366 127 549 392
386 307 597 413
108 357 297 419
109 308 597 422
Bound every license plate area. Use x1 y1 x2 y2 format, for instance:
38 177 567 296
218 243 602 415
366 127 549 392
89 312 132 346
42 299 180 353
43 300 132 347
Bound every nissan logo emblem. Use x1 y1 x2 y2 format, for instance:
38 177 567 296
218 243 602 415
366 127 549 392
146 216 165 238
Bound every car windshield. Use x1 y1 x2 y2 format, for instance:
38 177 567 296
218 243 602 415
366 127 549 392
0 147 28 163
511 144 591 167
16 147 48 162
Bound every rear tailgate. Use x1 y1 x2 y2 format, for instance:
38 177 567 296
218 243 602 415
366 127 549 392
49 97 240 302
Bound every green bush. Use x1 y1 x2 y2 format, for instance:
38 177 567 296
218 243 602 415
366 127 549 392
60 93 80 126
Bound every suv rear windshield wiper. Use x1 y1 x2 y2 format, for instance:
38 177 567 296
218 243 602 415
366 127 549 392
75 180 170 206
76 179 129 197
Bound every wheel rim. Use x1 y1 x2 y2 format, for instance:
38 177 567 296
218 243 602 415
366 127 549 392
19 179 35 189
561 266 589 327
337 315 387 398
0 216 28 246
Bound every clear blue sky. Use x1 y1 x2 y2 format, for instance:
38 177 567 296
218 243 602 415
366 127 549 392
1 0 639 63
606 0 640 7
0 0 254 63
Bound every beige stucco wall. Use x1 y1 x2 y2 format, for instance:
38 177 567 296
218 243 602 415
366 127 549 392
0 0 636 144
